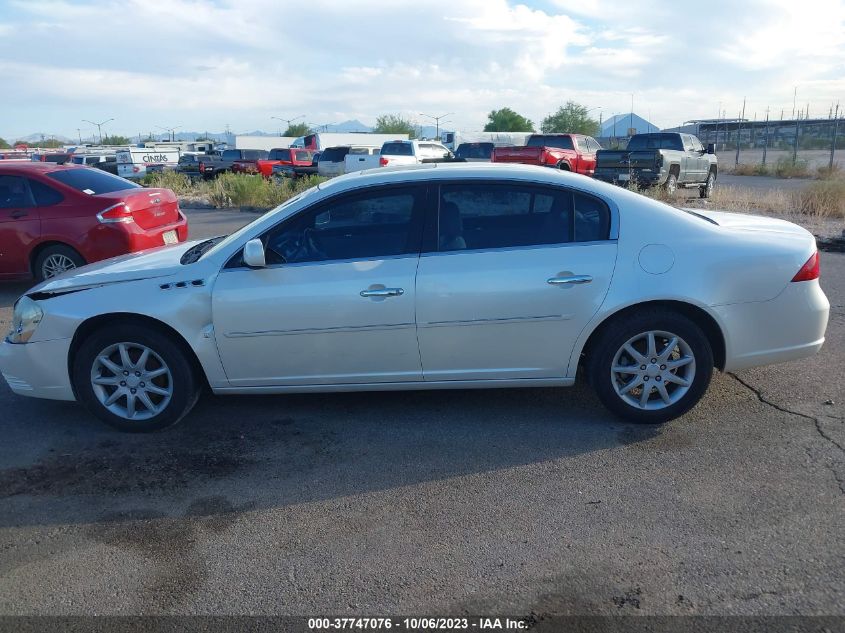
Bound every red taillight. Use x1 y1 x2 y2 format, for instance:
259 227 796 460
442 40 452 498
379 157 389 166
133 166 140 173
791 251 820 282
199 162 206 173
97 202 134 224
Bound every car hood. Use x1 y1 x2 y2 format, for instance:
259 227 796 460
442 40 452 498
28 241 201 296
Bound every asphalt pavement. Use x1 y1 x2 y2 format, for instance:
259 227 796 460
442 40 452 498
0 207 842 617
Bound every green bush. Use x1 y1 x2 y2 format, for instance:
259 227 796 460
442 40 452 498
794 180 845 218
206 173 325 209
773 157 811 179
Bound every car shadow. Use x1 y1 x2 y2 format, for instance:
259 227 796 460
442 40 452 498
0 378 665 529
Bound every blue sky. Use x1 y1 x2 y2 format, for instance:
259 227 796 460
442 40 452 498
1 0 843 140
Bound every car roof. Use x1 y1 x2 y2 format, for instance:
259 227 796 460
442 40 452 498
316 162 619 199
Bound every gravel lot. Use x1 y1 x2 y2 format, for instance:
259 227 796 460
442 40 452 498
0 206 842 617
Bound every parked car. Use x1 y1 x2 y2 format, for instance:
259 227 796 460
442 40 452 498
318 146 380 177
492 134 601 175
272 152 321 179
594 133 718 197
230 149 270 175
455 142 504 162
31 153 73 165
176 153 227 179
256 148 315 178
0 164 828 432
70 154 117 167
379 140 453 167
0 163 188 281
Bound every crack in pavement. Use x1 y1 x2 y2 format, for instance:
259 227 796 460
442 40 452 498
729 372 845 494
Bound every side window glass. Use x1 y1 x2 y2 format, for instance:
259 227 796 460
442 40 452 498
574 192 611 242
439 184 572 251
262 187 423 264
28 179 64 206
0 175 35 209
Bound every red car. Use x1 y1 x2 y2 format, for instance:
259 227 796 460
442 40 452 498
255 148 316 178
491 133 601 175
0 163 188 281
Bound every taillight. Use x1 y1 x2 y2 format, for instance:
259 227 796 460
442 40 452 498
379 157 389 166
133 166 140 173
791 251 820 282
97 202 134 224
199 162 206 173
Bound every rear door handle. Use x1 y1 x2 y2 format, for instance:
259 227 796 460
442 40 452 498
10 210 28 219
360 287 404 298
547 275 592 286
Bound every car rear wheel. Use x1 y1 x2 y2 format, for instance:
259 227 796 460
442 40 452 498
587 309 714 424
72 323 200 432
663 172 678 196
34 245 85 281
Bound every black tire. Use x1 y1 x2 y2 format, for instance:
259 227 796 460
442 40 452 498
587 308 714 424
663 172 678 196
557 162 571 171
699 171 716 198
72 323 200 432
33 244 86 282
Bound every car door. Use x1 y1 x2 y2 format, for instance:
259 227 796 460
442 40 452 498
416 182 617 381
0 174 40 277
690 137 708 182
212 184 428 387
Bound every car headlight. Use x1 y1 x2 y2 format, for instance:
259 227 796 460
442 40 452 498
7 296 44 344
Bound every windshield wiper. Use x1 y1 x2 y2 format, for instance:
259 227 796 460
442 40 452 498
180 236 226 265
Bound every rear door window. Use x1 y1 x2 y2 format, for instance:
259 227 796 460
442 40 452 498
47 168 139 194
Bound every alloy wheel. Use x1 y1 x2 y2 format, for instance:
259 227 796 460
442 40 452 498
90 342 173 421
41 254 77 278
610 330 696 410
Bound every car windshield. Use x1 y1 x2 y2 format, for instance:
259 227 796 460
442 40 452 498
527 135 574 150
381 142 413 156
268 149 291 161
199 186 321 261
47 168 140 194
627 134 684 151
221 150 241 160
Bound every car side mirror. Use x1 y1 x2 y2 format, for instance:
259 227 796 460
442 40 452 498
706 143 716 155
243 238 266 268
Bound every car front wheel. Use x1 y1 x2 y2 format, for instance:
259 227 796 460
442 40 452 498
588 309 714 424
72 323 201 432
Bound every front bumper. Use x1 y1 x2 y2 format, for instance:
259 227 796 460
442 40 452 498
715 280 830 372
0 337 75 401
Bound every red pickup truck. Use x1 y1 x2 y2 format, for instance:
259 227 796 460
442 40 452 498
491 133 601 175
230 149 269 175
254 148 316 178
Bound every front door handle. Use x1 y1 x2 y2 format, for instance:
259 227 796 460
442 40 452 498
547 275 592 286
10 210 28 219
360 287 404 298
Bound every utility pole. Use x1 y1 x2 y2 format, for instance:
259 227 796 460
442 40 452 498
76 128 82 144
271 115 305 136
792 86 797 119
419 112 454 140
831 103 840 170
793 112 800 163
83 118 114 144
762 108 770 166
735 98 745 166
629 93 634 135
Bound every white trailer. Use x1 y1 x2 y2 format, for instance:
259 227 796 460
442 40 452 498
116 148 180 179
235 136 296 151
440 131 531 151
293 132 408 151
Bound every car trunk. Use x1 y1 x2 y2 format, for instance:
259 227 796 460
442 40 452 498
100 188 181 230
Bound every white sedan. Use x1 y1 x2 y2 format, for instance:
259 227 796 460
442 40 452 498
0 164 830 431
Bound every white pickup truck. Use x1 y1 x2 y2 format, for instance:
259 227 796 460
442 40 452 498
318 145 381 177
378 140 453 167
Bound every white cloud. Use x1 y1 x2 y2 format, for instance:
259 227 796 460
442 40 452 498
0 0 843 138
